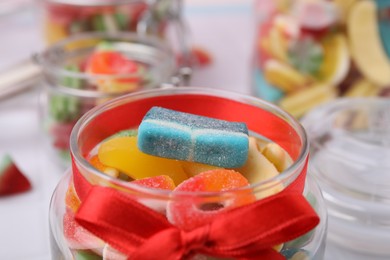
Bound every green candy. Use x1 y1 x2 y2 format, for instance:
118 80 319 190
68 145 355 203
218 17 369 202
114 12 129 30
49 65 82 122
92 15 106 32
287 37 324 76
74 250 102 260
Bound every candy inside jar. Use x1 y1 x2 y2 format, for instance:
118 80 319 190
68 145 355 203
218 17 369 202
253 0 390 118
49 87 328 259
35 32 177 167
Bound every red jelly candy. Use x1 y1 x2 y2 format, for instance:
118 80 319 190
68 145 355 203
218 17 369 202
191 46 212 67
86 50 139 82
167 169 255 231
0 155 31 196
63 210 105 253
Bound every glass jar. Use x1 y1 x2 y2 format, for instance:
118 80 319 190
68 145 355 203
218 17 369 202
252 0 390 118
49 87 327 259
40 0 183 44
301 98 390 259
35 32 179 167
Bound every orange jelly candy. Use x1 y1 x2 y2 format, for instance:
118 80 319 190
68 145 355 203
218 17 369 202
65 183 81 213
98 136 188 185
132 175 176 190
88 154 119 178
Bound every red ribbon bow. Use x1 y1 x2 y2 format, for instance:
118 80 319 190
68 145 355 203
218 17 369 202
72 158 319 260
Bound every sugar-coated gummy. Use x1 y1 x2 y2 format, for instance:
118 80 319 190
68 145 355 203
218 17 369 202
137 107 249 168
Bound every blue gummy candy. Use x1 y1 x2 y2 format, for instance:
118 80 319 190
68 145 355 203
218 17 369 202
137 107 249 168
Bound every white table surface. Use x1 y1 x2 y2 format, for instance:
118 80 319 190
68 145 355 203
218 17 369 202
0 1 386 259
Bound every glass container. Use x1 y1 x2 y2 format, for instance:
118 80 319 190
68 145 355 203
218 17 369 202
252 0 390 118
35 32 178 167
301 98 390 259
40 0 183 44
49 87 327 259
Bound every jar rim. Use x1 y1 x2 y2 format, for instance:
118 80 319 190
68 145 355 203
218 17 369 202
34 32 176 97
70 87 309 197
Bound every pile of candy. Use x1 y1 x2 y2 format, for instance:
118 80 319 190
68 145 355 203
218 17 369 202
61 106 316 259
46 42 147 162
254 0 390 118
42 0 174 44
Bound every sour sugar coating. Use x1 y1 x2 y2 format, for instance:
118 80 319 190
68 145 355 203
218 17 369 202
167 169 255 231
63 210 105 253
132 175 176 190
137 107 249 168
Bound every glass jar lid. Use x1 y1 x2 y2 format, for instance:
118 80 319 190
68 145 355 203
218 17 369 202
302 97 390 255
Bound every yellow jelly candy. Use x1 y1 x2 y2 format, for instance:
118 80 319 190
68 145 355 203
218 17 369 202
98 136 188 185
180 161 220 177
44 20 67 45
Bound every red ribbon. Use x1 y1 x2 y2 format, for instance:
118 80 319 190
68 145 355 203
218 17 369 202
72 156 319 260
70 93 319 259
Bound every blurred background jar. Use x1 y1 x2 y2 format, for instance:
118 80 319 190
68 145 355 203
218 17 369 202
39 0 193 69
34 32 179 167
40 0 183 43
252 0 390 119
301 98 390 259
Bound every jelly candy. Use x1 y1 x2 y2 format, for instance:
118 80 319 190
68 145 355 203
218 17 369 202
167 169 254 231
234 137 280 184
287 37 324 76
98 136 188 185
88 155 120 178
73 249 102 260
347 0 390 86
279 83 337 118
86 48 141 93
63 210 105 253
262 142 293 172
191 46 212 67
137 107 249 168
103 244 127 260
264 60 308 94
86 48 139 77
132 175 176 190
316 33 349 86
180 161 220 177
292 0 338 31
0 155 31 196
49 65 82 123
65 183 81 213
